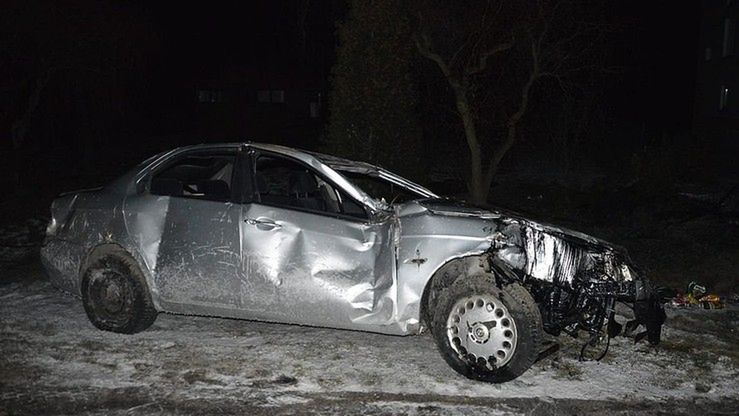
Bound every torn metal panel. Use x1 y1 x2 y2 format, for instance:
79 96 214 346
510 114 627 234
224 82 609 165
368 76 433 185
522 226 584 286
396 198 662 347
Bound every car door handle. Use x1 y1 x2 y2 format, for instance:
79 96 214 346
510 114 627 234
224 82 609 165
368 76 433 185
244 217 282 230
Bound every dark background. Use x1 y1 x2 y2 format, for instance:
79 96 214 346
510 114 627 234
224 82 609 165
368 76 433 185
1 0 737 294
1 0 701 171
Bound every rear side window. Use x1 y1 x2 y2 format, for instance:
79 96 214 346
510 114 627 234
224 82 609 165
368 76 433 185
150 153 236 202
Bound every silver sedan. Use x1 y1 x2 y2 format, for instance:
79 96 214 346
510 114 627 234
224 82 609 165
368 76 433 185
41 143 665 382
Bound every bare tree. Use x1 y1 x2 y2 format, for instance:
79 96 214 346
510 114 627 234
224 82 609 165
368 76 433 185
413 0 608 203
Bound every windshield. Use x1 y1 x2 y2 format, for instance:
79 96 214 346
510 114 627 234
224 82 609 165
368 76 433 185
303 149 439 207
339 171 431 204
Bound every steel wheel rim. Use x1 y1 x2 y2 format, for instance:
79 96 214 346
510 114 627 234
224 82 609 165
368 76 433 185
89 270 134 324
446 294 518 369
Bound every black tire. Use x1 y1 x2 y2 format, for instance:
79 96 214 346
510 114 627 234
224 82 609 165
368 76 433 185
422 260 468 335
81 252 157 334
431 274 542 382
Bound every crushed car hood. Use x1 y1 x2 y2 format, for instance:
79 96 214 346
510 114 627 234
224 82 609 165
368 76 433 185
399 198 664 344
416 198 623 253
397 198 637 290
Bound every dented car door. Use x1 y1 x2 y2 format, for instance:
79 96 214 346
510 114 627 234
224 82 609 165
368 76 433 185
238 151 398 332
147 149 243 312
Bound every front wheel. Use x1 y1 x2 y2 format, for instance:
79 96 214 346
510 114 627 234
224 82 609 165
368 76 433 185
431 275 542 382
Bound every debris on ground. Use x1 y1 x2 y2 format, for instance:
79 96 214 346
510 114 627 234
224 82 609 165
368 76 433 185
670 281 725 309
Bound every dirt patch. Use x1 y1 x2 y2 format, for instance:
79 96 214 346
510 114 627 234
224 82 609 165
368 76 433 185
550 357 584 381
183 369 225 386
251 374 299 388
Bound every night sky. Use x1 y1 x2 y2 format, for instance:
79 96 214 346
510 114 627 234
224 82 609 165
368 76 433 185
138 0 700 139
610 0 700 132
1 0 703 171
155 2 696 113
143 1 341 95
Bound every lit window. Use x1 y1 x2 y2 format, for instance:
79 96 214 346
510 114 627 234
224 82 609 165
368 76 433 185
197 90 223 103
309 102 320 118
271 90 285 103
723 19 735 57
257 90 285 103
257 90 271 103
720 85 730 110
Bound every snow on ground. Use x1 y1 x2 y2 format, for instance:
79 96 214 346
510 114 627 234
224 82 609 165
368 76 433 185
1 217 738 414
0 218 738 414
1 275 738 415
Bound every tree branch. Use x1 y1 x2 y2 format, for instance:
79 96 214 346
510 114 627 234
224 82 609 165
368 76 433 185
483 33 541 187
465 39 514 75
414 32 453 80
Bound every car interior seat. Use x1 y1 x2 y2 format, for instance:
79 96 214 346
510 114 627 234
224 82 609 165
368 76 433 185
288 170 325 211
256 171 290 205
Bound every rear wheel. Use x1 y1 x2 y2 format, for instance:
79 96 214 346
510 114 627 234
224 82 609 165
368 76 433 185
81 252 157 334
431 275 542 382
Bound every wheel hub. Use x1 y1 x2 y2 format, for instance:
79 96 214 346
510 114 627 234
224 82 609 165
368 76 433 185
93 273 131 315
446 294 518 369
470 323 490 343
102 280 124 312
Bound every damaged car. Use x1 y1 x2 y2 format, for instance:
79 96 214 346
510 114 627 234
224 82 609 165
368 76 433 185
41 143 666 382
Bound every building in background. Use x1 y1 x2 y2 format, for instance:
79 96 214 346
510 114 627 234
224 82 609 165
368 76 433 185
188 66 325 150
694 0 739 160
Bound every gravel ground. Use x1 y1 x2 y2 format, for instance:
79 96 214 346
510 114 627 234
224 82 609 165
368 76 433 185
1 258 738 415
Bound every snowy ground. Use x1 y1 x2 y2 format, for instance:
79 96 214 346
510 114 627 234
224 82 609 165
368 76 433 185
1 266 738 415
1 217 738 415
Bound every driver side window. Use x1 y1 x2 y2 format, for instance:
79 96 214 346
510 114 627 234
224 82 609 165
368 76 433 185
254 154 367 219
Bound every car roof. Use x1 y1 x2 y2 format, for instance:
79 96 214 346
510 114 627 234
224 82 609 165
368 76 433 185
247 143 437 198
137 142 437 209
155 142 382 172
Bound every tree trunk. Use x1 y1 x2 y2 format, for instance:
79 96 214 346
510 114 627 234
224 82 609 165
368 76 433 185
12 70 52 150
413 27 534 205
453 88 485 204
9 70 52 189
483 38 540 200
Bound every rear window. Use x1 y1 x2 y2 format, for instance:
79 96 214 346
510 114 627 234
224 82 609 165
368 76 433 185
150 153 236 202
